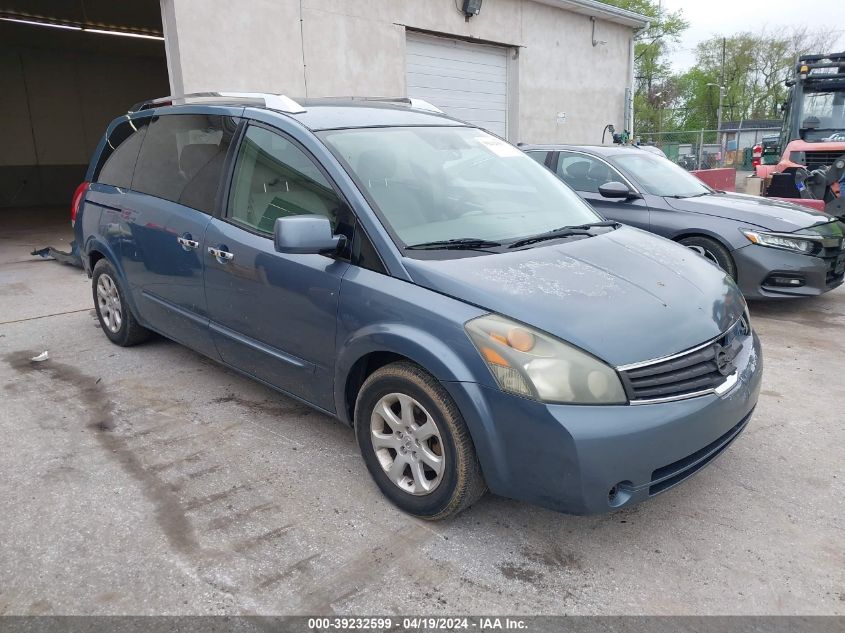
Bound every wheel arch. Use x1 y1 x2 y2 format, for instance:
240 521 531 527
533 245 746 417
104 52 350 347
334 324 487 427
670 229 735 250
671 231 740 279
84 238 142 317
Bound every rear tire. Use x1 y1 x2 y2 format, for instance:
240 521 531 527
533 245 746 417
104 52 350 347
92 259 150 347
678 236 737 279
354 361 486 520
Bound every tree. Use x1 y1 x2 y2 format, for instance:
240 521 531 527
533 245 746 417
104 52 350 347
682 27 841 125
599 1 688 133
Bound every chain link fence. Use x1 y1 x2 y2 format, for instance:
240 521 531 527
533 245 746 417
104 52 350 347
636 128 780 171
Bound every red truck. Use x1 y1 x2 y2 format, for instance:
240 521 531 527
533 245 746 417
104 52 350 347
756 52 845 217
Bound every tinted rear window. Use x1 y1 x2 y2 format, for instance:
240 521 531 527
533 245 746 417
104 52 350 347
94 118 148 188
131 114 237 214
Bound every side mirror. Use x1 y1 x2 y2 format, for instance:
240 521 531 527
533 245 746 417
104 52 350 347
598 181 636 199
273 215 345 255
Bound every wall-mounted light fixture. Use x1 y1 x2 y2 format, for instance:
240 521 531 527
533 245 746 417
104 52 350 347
462 0 483 20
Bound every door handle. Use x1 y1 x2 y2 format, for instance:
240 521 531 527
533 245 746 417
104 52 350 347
177 236 200 250
208 246 234 262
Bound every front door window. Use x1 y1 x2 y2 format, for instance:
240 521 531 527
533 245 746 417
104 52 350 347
555 153 621 193
228 126 342 234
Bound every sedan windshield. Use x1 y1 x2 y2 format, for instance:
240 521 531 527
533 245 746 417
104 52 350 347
613 152 712 198
318 127 600 246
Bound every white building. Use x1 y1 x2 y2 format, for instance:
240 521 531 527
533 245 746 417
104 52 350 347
1 0 647 208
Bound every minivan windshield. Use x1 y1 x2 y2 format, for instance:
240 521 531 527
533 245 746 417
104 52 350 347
318 127 601 246
613 152 712 198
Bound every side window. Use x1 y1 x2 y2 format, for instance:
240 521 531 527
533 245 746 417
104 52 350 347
526 150 548 166
94 118 149 188
132 114 235 214
555 153 621 194
228 125 342 234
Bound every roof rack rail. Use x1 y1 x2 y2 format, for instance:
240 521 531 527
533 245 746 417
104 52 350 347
304 96 444 114
130 92 305 114
369 97 444 113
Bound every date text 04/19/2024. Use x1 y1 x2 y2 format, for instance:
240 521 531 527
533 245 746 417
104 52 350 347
307 617 529 631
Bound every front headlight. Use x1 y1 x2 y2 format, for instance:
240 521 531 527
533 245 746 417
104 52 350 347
465 314 627 404
741 229 818 255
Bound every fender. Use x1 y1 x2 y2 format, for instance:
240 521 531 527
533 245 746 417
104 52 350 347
333 322 493 425
332 323 509 488
81 235 144 321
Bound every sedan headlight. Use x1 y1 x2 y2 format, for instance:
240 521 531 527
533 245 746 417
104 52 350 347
465 314 627 404
741 229 819 255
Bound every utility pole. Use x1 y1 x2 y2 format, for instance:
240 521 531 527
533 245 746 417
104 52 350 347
707 82 725 166
719 37 726 160
715 86 724 157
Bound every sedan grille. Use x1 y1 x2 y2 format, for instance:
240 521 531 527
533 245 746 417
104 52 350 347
619 317 750 403
820 243 845 286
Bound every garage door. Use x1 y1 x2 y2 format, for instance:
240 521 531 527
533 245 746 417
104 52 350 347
405 32 509 138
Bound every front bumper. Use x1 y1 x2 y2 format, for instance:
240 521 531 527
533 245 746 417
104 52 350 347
444 331 762 515
733 242 844 299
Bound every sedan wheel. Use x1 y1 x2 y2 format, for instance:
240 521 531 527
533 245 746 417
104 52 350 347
678 236 737 280
685 244 722 269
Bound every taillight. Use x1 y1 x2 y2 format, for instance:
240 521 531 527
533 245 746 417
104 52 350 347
71 181 90 227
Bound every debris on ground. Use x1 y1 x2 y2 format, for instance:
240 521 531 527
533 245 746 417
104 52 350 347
31 351 49 362
31 240 83 268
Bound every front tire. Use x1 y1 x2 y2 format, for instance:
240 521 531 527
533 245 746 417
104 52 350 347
92 259 150 347
678 236 737 279
354 361 486 520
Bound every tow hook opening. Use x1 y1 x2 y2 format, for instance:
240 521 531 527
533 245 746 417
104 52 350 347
608 481 634 508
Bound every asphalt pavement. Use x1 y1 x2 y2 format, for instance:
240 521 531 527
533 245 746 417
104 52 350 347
0 207 842 615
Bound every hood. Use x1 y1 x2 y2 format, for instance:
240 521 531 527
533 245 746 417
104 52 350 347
665 192 833 232
402 226 745 367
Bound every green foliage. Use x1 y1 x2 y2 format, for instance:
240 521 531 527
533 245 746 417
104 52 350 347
599 2 841 135
682 28 841 124
598 0 688 133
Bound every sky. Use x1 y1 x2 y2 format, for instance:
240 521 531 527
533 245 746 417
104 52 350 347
660 0 845 71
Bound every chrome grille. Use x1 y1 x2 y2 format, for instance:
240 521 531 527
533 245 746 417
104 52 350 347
619 317 750 404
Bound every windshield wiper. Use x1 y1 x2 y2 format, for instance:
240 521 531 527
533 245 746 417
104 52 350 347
405 238 503 251
507 221 619 249
668 192 710 199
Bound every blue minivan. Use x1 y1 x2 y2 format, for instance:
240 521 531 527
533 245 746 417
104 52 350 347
74 93 762 519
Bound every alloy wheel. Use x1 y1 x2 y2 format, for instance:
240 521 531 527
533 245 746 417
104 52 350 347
96 273 123 334
370 393 445 495
685 244 722 270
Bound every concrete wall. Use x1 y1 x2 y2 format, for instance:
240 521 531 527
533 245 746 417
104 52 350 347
0 24 169 208
161 0 634 144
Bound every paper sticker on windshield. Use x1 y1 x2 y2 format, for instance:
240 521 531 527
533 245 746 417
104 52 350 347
475 136 522 157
